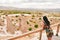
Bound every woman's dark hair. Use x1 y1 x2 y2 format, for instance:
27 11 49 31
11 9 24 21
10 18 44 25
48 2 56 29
43 16 50 27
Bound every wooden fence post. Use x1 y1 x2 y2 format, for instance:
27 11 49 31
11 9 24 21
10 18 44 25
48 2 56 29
39 30 42 40
56 24 60 36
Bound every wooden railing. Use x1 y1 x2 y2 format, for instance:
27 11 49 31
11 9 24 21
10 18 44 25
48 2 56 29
9 22 60 40
9 29 42 40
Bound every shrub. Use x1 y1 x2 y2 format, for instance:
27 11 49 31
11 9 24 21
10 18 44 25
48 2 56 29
34 24 38 28
28 27 32 31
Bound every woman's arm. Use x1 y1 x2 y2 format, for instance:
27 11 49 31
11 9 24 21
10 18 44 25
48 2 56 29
41 21 45 30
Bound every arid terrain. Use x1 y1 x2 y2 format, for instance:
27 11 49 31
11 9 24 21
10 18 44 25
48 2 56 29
0 10 60 40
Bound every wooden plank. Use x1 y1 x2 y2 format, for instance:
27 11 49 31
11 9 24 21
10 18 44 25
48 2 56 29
9 29 42 40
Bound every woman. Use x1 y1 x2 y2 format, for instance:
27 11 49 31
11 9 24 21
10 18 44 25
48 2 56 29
42 16 53 40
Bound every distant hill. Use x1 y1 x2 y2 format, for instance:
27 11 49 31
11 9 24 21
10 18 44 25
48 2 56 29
0 6 60 12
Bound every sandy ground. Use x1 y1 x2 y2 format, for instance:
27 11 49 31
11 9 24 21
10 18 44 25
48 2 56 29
0 14 60 40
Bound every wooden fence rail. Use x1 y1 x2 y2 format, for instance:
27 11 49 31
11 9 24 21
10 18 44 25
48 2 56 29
9 22 60 40
9 29 42 40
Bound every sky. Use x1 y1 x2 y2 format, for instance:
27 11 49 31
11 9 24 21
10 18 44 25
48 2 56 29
0 0 60 9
